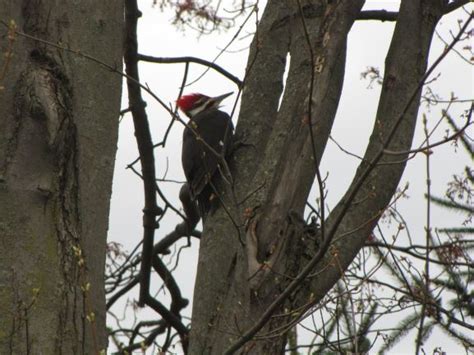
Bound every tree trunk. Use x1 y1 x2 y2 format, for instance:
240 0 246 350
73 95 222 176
189 0 445 353
0 1 122 353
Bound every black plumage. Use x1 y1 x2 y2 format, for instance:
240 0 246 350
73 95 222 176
181 108 233 218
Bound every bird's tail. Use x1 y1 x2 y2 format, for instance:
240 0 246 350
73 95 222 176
197 185 212 221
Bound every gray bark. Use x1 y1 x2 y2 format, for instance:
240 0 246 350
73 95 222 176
0 1 122 353
189 0 445 354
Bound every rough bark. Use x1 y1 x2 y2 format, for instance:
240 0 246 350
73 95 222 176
189 0 445 354
0 1 122 353
189 1 361 353
188 1 292 353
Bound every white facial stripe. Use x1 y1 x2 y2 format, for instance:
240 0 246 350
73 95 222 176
187 98 217 118
188 104 207 117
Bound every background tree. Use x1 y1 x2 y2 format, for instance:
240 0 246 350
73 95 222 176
0 1 123 353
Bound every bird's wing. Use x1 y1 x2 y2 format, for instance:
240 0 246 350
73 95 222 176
181 110 233 200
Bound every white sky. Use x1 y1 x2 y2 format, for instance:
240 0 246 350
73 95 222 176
107 1 473 353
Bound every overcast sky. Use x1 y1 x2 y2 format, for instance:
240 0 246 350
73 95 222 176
107 1 473 353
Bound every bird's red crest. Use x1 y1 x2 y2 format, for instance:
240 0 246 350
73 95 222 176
176 93 206 112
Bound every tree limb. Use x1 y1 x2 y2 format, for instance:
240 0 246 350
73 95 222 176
138 54 242 88
357 10 397 22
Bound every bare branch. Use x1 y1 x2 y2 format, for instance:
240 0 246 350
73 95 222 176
444 0 470 14
124 0 163 308
357 10 397 22
137 54 242 88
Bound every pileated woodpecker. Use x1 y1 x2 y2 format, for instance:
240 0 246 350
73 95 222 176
177 92 234 218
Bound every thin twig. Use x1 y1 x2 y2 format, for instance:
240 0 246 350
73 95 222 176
415 115 433 355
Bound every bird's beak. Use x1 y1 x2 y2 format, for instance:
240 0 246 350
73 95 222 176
212 92 233 105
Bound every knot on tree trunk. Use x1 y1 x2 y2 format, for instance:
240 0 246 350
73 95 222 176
247 210 320 299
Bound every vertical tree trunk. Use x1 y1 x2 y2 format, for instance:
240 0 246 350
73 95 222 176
189 1 363 353
0 1 122 353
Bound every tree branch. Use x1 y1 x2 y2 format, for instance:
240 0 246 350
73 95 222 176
357 10 397 22
138 54 243 88
444 0 470 14
356 0 470 22
144 295 189 350
124 0 163 307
